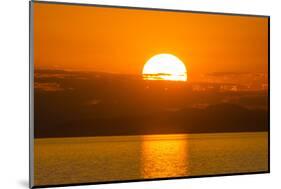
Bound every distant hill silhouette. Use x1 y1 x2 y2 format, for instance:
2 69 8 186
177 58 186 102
34 70 268 138
34 102 268 138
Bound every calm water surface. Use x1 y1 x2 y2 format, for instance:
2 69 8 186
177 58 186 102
34 132 268 186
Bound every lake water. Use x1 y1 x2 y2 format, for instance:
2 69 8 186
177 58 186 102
34 132 268 186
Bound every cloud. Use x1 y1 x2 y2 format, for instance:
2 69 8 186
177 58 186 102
88 99 101 105
205 72 267 77
34 82 64 92
196 72 268 91
206 72 249 77
34 73 67 79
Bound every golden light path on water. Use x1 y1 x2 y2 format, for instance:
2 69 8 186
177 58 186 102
34 132 268 186
140 134 189 178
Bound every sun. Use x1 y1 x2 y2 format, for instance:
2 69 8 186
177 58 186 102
142 54 187 81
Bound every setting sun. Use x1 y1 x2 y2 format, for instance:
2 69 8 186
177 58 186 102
142 54 187 81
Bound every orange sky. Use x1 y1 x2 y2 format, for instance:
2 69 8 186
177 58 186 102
33 2 268 77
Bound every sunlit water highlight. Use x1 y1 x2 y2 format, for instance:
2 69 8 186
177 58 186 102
34 132 268 186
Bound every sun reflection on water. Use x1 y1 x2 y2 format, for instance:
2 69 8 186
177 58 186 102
140 134 189 178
